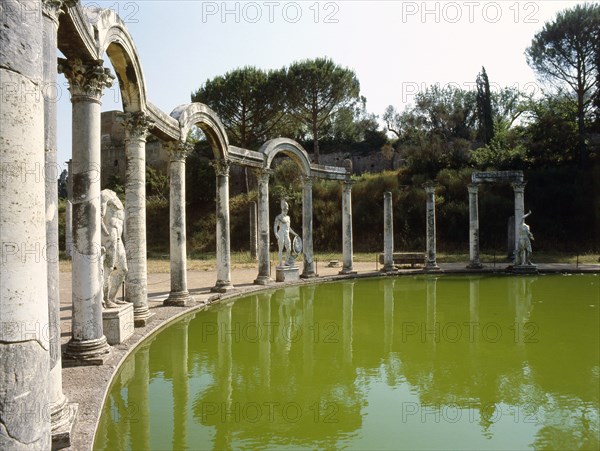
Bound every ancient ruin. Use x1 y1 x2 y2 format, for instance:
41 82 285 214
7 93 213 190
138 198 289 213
0 2 354 447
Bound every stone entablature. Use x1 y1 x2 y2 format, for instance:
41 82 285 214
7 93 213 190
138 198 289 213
471 171 524 184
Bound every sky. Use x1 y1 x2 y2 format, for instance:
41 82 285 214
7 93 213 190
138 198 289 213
55 0 588 169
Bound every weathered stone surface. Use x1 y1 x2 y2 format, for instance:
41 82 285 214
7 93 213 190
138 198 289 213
382 192 396 273
0 342 50 449
255 168 273 285
1 6 51 444
467 184 482 269
424 183 439 270
276 265 300 282
212 159 233 293
300 176 316 278
340 180 355 275
122 112 152 322
102 303 134 345
471 170 524 184
165 142 193 304
0 0 43 80
63 59 111 361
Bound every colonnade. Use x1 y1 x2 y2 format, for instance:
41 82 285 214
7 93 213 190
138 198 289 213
467 178 528 268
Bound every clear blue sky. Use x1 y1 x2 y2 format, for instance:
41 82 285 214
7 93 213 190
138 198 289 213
56 0 585 169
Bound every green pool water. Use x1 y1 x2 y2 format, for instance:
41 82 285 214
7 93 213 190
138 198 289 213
94 274 599 450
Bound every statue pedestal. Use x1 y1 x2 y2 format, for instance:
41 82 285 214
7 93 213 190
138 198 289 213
511 264 538 274
276 265 300 282
102 303 134 345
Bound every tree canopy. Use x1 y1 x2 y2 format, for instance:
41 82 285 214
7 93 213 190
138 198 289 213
526 3 600 165
285 57 361 163
191 66 286 150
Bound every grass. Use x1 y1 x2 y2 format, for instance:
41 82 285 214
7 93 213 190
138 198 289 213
59 250 599 273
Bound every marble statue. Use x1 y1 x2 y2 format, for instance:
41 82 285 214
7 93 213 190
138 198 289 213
516 210 534 266
274 199 300 267
101 189 128 308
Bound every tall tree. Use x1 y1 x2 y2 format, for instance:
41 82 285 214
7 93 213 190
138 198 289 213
476 67 494 145
191 66 286 149
285 58 360 163
595 27 600 130
526 3 600 166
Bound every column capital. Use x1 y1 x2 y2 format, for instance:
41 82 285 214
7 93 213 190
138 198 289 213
58 58 115 102
254 167 273 184
467 183 479 194
165 141 193 162
511 181 527 192
301 175 314 187
119 111 154 141
342 158 353 174
211 158 231 176
423 181 437 194
42 0 64 22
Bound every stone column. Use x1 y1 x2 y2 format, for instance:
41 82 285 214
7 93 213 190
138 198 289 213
249 201 258 260
382 191 396 272
164 142 193 306
301 175 316 278
61 57 114 364
424 183 440 270
66 159 73 257
340 180 356 274
254 168 273 285
0 2 51 447
122 112 153 325
211 159 234 293
467 184 482 269
43 1 77 444
512 182 526 263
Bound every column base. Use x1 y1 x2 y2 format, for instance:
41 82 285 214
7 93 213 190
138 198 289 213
133 307 155 328
51 402 78 450
425 262 441 271
339 267 357 275
211 281 235 293
466 262 484 269
63 336 111 367
163 291 194 307
254 275 274 285
381 265 398 274
300 271 318 279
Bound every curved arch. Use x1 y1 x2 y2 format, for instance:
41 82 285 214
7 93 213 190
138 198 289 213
259 138 312 176
170 103 230 160
95 8 148 112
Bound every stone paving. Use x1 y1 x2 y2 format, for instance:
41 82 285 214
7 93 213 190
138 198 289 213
59 261 599 450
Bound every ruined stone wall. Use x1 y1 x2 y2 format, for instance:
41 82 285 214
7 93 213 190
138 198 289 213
101 111 167 187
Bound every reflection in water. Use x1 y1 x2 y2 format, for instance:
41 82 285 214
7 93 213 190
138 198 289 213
95 275 599 450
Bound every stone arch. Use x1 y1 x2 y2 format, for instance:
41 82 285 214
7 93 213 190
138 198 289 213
260 138 312 176
95 8 148 112
170 103 229 160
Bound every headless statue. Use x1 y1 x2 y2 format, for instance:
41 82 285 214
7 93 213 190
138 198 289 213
516 210 534 266
101 189 128 308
